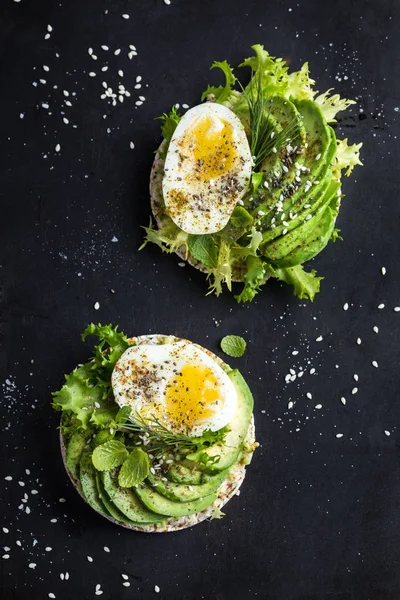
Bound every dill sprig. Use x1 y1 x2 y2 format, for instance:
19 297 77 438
117 411 228 457
242 70 300 168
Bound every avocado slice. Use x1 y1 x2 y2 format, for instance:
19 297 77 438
95 472 139 525
66 430 92 479
147 468 229 502
135 484 217 517
261 179 341 265
79 451 108 517
102 471 164 524
185 369 254 473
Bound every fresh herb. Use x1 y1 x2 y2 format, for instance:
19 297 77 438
235 256 267 303
117 412 229 461
220 335 247 358
187 234 218 268
92 440 129 471
118 448 150 488
200 60 237 104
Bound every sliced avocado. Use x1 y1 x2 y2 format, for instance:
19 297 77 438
185 369 254 473
261 179 341 265
79 451 107 516
165 459 215 485
135 484 217 517
147 468 229 502
102 471 164 524
95 472 138 525
256 100 332 230
66 430 92 479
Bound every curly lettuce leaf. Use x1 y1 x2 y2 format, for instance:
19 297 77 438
315 89 355 123
201 60 237 104
156 106 181 159
334 138 363 177
235 256 268 303
140 219 189 256
286 62 316 100
271 265 323 301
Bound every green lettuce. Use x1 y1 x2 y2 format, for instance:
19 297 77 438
271 265 323 301
334 138 363 176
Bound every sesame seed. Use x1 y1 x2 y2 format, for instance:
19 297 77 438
373 326 379 333
282 228 288 235
88 47 93 55
94 302 100 310
372 361 378 368
130 141 135 150
114 49 121 55
101 45 109 51
315 404 322 409
65 573 69 580
316 336 323 342
104 546 110 553
44 33 51 40
45 546 52 552
353 374 359 382
59 497 66 503
101 66 108 72
118 70 124 77
29 563 36 569
357 338 362 345
89 72 96 77
163 0 171 4
310 368 316 374
63 90 69 97
381 267 386 275
95 585 101 592
352 387 358 395
40 79 46 84
4 476 12 481
60 573 64 580
43 65 50 71
48 594 56 599
155 585 161 593
47 24 53 32
394 307 400 312
384 430 391 437
288 401 294 409
306 392 312 400
122 574 129 580
50 518 57 523
63 118 69 124
18 481 25 487
87 556 93 562
2 555 9 560
336 433 344 439
378 303 385 309
122 14 130 19
343 303 349 311
122 582 130 587
341 397 346 405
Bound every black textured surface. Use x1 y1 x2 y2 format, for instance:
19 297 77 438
1 0 400 599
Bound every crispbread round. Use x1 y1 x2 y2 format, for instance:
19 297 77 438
60 334 256 533
149 142 247 282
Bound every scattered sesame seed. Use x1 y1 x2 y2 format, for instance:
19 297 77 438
341 397 346 405
114 49 121 55
306 392 312 400
352 387 358 395
94 302 100 310
315 404 322 409
353 374 359 382
5 476 12 481
87 556 93 562
122 582 130 587
288 401 294 409
343 303 349 311
59 497 66 503
394 307 400 312
29 563 36 569
43 65 50 72
44 33 51 40
118 70 124 77
163 0 171 4
310 368 316 375
45 546 52 552
378 303 385 309
155 585 161 593
336 433 344 439
122 14 130 19
101 66 108 72
381 267 386 275
47 24 53 32
55 144 61 152
372 361 378 368
357 338 362 345
48 594 56 599
65 573 69 580
50 518 57 523
373 326 379 333
18 481 25 487
89 72 96 77
63 118 69 124
88 47 93 55
122 574 129 580
130 141 135 150
104 546 110 553
2 555 9 560
384 430 391 437
316 336 323 342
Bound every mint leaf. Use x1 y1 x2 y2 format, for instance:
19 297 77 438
92 440 129 471
187 234 218 269
220 335 247 358
201 60 237 103
272 265 323 301
118 448 150 488
230 206 254 228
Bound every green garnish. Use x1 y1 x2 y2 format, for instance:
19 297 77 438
118 448 150 488
92 440 129 471
118 411 229 465
220 335 247 358
187 234 218 268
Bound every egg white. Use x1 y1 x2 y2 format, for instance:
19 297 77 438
111 339 237 437
163 103 252 235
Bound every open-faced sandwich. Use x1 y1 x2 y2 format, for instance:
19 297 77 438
143 44 363 302
52 324 257 532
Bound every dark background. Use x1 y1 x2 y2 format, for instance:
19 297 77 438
1 0 400 598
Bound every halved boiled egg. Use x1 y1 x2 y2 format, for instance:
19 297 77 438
163 103 252 235
111 339 237 437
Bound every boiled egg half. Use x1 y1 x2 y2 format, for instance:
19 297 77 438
111 339 237 437
162 103 252 235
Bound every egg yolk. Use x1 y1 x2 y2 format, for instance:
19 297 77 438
184 114 237 180
165 364 222 431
